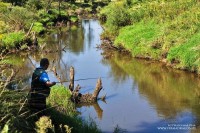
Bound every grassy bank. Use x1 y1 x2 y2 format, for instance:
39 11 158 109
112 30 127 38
0 84 101 132
99 0 200 74
47 85 101 133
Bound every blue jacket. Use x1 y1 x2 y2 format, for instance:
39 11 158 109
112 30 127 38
31 67 50 97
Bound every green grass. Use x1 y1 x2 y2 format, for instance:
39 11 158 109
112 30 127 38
47 85 72 107
100 0 200 73
167 32 200 72
114 21 162 59
32 22 45 34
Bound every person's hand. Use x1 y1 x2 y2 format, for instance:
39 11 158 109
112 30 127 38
46 81 56 87
52 82 56 86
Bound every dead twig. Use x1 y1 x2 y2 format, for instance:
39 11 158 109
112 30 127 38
51 66 62 84
18 98 28 114
0 68 17 96
25 23 34 37
0 114 9 123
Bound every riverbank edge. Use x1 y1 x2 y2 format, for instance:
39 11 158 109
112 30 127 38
100 37 200 78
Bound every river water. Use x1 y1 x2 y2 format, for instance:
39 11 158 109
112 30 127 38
11 19 200 133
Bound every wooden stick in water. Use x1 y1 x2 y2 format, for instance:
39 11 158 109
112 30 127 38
69 66 74 91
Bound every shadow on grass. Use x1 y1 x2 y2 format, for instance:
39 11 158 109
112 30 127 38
47 107 101 133
7 105 101 133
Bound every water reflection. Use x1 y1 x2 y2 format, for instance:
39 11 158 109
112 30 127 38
77 102 103 120
106 51 200 130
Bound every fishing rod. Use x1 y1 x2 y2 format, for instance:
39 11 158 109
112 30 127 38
55 77 107 83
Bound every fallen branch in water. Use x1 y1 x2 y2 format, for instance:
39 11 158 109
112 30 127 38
71 78 103 103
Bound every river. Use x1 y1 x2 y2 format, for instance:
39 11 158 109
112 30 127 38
10 19 200 133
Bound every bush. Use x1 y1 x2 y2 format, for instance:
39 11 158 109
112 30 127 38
38 9 56 25
47 85 73 115
70 16 78 23
32 22 45 34
0 2 11 12
47 85 71 106
60 10 69 21
25 0 43 11
100 1 131 31
0 32 25 49
0 5 36 32
38 9 68 25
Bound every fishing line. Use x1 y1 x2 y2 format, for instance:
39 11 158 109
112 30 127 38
55 76 108 83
